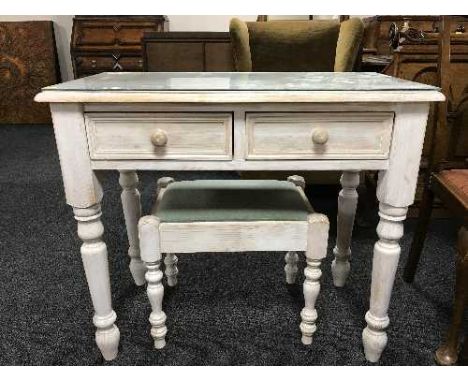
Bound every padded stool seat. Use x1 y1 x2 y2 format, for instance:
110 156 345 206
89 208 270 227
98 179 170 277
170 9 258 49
156 179 310 222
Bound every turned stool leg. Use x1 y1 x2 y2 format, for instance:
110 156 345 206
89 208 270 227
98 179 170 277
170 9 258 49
300 213 329 345
139 215 167 349
164 253 179 287
119 170 146 286
285 176 305 286
284 251 299 284
332 171 359 287
435 226 468 365
74 204 120 360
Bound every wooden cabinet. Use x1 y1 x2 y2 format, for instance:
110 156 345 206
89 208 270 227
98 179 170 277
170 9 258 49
361 16 468 215
142 32 234 71
71 16 168 78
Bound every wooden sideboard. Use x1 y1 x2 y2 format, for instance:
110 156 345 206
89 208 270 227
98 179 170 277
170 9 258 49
71 16 168 78
142 32 234 72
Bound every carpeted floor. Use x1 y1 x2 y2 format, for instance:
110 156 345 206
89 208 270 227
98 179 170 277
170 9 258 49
0 124 464 365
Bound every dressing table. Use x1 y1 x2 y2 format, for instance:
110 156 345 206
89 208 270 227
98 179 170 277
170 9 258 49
35 72 443 362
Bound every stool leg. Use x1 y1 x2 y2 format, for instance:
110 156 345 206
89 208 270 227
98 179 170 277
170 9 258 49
139 215 167 349
284 251 299 284
285 176 305 285
300 213 329 345
146 261 167 349
164 253 179 287
119 170 146 286
332 171 359 287
300 258 322 345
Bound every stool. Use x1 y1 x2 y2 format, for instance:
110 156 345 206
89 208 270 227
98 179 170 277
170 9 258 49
138 175 330 349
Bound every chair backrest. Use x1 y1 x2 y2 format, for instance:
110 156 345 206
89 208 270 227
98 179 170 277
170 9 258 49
430 16 468 169
229 18 364 72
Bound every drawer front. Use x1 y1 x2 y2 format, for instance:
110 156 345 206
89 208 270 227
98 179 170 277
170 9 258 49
245 112 394 160
74 55 144 72
85 113 233 160
74 21 161 47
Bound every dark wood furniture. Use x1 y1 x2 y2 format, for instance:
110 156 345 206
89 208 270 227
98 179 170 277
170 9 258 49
361 16 468 216
402 16 468 366
362 16 468 57
0 21 61 124
142 32 234 72
71 16 167 78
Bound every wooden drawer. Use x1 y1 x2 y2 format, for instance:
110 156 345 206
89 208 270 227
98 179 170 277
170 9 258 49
73 19 164 47
85 113 233 160
245 112 394 160
75 55 144 72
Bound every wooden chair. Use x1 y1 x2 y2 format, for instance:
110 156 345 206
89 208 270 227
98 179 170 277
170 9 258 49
138 176 329 348
402 16 468 366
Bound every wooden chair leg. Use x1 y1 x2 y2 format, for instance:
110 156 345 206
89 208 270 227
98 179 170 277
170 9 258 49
435 226 468 365
460 324 468 365
403 186 435 283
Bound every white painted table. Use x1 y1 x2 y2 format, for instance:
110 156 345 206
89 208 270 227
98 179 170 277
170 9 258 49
35 72 444 362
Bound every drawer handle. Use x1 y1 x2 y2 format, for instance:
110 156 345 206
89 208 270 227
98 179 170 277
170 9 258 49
151 129 168 147
311 128 329 145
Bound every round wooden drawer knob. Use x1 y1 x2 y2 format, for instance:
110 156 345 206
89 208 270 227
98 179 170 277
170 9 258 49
312 128 329 145
151 129 168 147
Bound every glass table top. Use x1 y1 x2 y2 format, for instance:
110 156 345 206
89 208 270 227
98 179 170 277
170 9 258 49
43 72 439 92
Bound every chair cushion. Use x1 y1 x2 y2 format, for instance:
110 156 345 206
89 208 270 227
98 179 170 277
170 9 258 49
155 180 310 222
229 18 364 73
246 20 340 72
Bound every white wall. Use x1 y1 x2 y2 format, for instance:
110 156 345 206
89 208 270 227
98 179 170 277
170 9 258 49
0 15 347 82
167 15 313 31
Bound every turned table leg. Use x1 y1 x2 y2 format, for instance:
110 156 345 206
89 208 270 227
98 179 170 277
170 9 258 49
74 204 120 360
435 226 468 365
139 215 167 349
119 170 146 286
332 171 359 287
300 213 329 345
362 203 406 362
360 103 430 362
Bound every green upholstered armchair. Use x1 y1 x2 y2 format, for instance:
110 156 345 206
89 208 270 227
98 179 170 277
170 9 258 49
229 18 364 72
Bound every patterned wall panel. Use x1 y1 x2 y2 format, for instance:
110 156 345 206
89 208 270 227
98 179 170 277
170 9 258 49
0 21 60 124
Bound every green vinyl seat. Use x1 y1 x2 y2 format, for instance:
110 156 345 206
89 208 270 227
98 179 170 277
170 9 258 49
155 179 310 223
